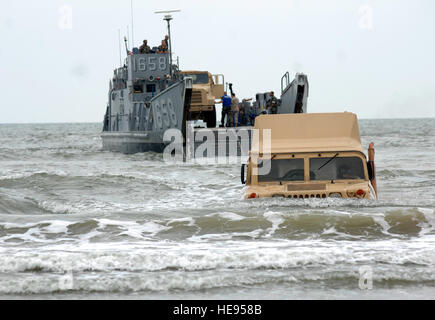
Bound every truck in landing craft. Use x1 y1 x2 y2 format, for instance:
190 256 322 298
241 112 378 199
179 71 225 128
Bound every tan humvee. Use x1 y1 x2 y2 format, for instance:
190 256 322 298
179 71 224 128
242 112 378 199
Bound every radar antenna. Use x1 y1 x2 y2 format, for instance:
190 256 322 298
154 9 181 76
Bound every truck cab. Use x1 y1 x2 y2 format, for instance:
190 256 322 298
179 71 224 128
242 112 378 199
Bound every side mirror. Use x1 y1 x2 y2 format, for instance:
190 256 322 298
367 161 373 181
241 164 246 185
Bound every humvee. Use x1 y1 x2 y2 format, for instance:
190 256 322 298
241 112 378 199
179 71 224 128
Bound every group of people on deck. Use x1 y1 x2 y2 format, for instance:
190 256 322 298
138 35 169 54
219 91 279 128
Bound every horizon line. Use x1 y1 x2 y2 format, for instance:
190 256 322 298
1 116 435 125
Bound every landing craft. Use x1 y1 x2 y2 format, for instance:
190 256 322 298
241 112 378 199
101 12 309 157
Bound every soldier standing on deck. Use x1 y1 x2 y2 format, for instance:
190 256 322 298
230 93 240 127
157 40 168 53
268 91 279 114
139 40 151 54
240 98 252 126
218 92 232 127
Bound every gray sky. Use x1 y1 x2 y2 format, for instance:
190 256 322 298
1 0 434 123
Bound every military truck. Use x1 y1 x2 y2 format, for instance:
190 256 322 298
241 112 378 199
179 71 225 128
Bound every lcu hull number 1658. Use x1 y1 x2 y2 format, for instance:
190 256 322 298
132 56 168 72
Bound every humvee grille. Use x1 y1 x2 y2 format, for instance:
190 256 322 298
290 194 327 199
272 193 328 199
191 90 203 104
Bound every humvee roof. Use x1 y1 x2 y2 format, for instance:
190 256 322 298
251 112 364 155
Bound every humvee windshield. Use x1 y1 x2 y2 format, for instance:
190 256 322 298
184 73 209 84
258 159 304 182
310 157 365 181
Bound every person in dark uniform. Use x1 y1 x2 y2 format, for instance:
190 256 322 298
139 40 151 54
239 98 252 126
268 91 279 114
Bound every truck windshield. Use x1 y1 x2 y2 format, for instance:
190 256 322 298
184 73 209 84
310 157 365 181
258 159 304 182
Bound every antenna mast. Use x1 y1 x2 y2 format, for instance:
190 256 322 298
118 29 122 67
131 0 135 47
124 36 130 56
155 9 181 77
127 26 130 49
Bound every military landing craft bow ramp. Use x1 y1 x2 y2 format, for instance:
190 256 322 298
101 13 309 158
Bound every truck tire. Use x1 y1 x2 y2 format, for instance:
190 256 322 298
205 107 217 128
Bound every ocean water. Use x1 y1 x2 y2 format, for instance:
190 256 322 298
0 119 434 300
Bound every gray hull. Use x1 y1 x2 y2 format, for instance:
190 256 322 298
101 132 166 154
101 127 254 157
102 66 193 154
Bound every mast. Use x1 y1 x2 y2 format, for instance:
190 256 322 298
155 9 181 77
130 0 135 47
118 29 122 67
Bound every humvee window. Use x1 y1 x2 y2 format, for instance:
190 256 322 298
310 157 365 181
184 73 209 84
258 159 304 182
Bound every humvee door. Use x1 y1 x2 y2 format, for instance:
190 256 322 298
212 74 225 98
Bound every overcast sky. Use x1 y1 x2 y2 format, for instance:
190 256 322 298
1 0 434 123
